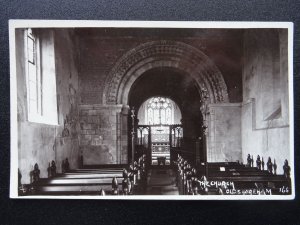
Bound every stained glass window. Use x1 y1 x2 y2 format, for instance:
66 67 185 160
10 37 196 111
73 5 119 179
145 97 174 125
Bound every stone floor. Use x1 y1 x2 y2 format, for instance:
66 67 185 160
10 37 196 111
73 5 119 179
146 168 179 195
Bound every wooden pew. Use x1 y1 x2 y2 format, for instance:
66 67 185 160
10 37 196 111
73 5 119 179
58 173 123 179
33 169 124 195
23 155 148 196
175 154 291 196
36 184 121 195
38 177 124 185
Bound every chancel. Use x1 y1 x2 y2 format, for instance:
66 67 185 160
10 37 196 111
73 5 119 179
137 97 183 166
13 24 292 197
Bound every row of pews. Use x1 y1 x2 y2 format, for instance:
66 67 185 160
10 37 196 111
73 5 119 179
175 154 291 195
18 155 148 196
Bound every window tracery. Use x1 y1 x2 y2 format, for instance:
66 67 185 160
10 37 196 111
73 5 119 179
145 97 174 125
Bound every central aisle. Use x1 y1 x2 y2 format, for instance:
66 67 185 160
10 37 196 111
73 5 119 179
146 168 179 195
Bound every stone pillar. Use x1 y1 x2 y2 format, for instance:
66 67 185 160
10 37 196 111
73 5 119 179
195 138 201 165
207 107 215 162
116 111 121 164
120 106 129 164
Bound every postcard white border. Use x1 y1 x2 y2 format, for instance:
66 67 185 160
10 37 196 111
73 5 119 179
9 20 295 200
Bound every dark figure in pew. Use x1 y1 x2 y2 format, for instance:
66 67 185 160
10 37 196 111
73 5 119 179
122 178 131 195
256 155 261 170
128 165 135 191
273 159 277 175
262 157 265 170
283 160 291 178
186 167 193 195
79 155 83 169
18 169 29 195
18 169 22 189
47 162 51 177
123 168 128 178
50 160 56 177
62 158 70 173
128 161 137 187
65 158 70 172
32 163 40 183
112 177 119 195
247 154 251 167
191 177 200 195
132 162 139 185
267 157 273 174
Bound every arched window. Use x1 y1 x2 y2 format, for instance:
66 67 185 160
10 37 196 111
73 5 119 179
138 96 181 126
145 97 174 125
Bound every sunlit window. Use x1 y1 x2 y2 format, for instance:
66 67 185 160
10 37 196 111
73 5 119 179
26 29 41 117
145 97 174 125
25 28 58 125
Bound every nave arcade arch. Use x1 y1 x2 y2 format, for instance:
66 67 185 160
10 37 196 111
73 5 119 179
102 40 229 165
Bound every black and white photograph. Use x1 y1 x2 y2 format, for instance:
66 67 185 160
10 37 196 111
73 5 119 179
9 20 294 199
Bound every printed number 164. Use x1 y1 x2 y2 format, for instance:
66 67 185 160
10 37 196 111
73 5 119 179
279 186 289 194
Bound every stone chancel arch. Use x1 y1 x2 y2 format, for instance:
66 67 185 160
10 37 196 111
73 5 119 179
103 40 229 105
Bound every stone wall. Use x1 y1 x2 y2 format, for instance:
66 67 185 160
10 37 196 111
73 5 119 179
76 29 243 164
54 29 80 173
241 29 290 174
207 103 242 162
78 29 243 104
17 29 80 184
78 105 128 165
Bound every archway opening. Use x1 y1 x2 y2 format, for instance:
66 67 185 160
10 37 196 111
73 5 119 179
128 67 204 166
137 96 182 165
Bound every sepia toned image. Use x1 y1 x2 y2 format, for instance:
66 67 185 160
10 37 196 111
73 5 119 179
9 20 294 199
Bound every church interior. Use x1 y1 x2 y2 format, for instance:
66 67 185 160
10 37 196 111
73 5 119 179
14 27 292 196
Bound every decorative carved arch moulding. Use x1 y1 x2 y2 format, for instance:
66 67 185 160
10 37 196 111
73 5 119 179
103 40 229 105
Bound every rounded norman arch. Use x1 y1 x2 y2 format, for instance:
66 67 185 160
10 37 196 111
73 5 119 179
103 40 229 105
